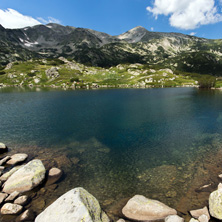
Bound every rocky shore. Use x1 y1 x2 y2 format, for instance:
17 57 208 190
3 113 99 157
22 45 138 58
0 142 222 222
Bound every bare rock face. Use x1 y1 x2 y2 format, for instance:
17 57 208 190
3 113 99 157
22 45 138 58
122 195 177 221
46 167 62 185
3 159 46 194
6 153 28 165
1 203 23 215
45 67 59 79
35 187 109 222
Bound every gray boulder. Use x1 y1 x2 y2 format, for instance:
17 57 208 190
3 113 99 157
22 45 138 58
0 165 22 181
35 187 109 222
122 195 177 221
190 206 210 220
3 159 46 194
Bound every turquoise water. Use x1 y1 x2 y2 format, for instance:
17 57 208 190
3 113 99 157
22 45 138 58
0 87 222 220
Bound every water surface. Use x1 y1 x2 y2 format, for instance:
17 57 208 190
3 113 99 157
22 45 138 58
0 87 222 220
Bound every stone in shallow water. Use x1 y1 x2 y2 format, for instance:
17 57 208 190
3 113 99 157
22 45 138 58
190 206 210 220
1 203 23 215
35 187 110 222
14 195 28 205
0 143 8 153
46 167 62 186
16 209 35 222
0 193 8 204
0 165 22 181
6 153 28 165
165 215 184 222
0 156 11 166
3 159 46 194
5 191 20 202
198 214 209 222
122 195 177 221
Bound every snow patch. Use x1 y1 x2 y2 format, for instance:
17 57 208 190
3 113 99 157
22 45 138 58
24 41 38 47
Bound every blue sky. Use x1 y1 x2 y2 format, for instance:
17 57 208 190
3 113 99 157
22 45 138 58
1 0 222 39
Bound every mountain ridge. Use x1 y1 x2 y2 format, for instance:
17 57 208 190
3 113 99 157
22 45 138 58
0 23 222 76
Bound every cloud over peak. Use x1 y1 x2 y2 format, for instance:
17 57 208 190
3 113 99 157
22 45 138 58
0 8 61 29
147 0 222 29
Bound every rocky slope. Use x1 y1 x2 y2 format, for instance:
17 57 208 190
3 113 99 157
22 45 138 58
1 23 222 76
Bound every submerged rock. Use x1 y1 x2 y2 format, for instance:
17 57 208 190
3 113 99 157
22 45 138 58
35 187 109 222
3 159 46 194
122 195 177 221
1 203 23 215
16 209 35 221
6 153 28 165
209 184 222 219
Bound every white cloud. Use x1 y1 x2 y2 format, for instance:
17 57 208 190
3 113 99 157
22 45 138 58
37 16 61 24
147 0 222 29
0 8 41 28
151 27 154 31
190 32 197 35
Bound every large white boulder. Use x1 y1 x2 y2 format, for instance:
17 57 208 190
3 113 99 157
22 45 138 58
35 187 109 222
3 159 46 194
122 195 177 221
209 184 222 219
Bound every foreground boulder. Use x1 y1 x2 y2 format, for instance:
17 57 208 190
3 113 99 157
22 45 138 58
35 187 109 222
3 159 46 194
122 195 177 221
190 206 210 220
209 184 222 219
165 215 184 222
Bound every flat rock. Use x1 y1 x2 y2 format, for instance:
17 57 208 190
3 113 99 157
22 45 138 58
3 159 46 194
14 195 28 205
16 209 35 221
1 203 23 215
0 143 8 153
0 192 8 204
35 187 109 222
46 167 62 186
190 206 210 220
0 156 11 166
0 165 22 181
122 195 177 221
209 186 222 219
165 215 184 222
116 220 125 222
5 191 20 202
7 153 28 165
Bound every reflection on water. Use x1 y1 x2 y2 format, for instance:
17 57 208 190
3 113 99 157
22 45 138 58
0 87 222 221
